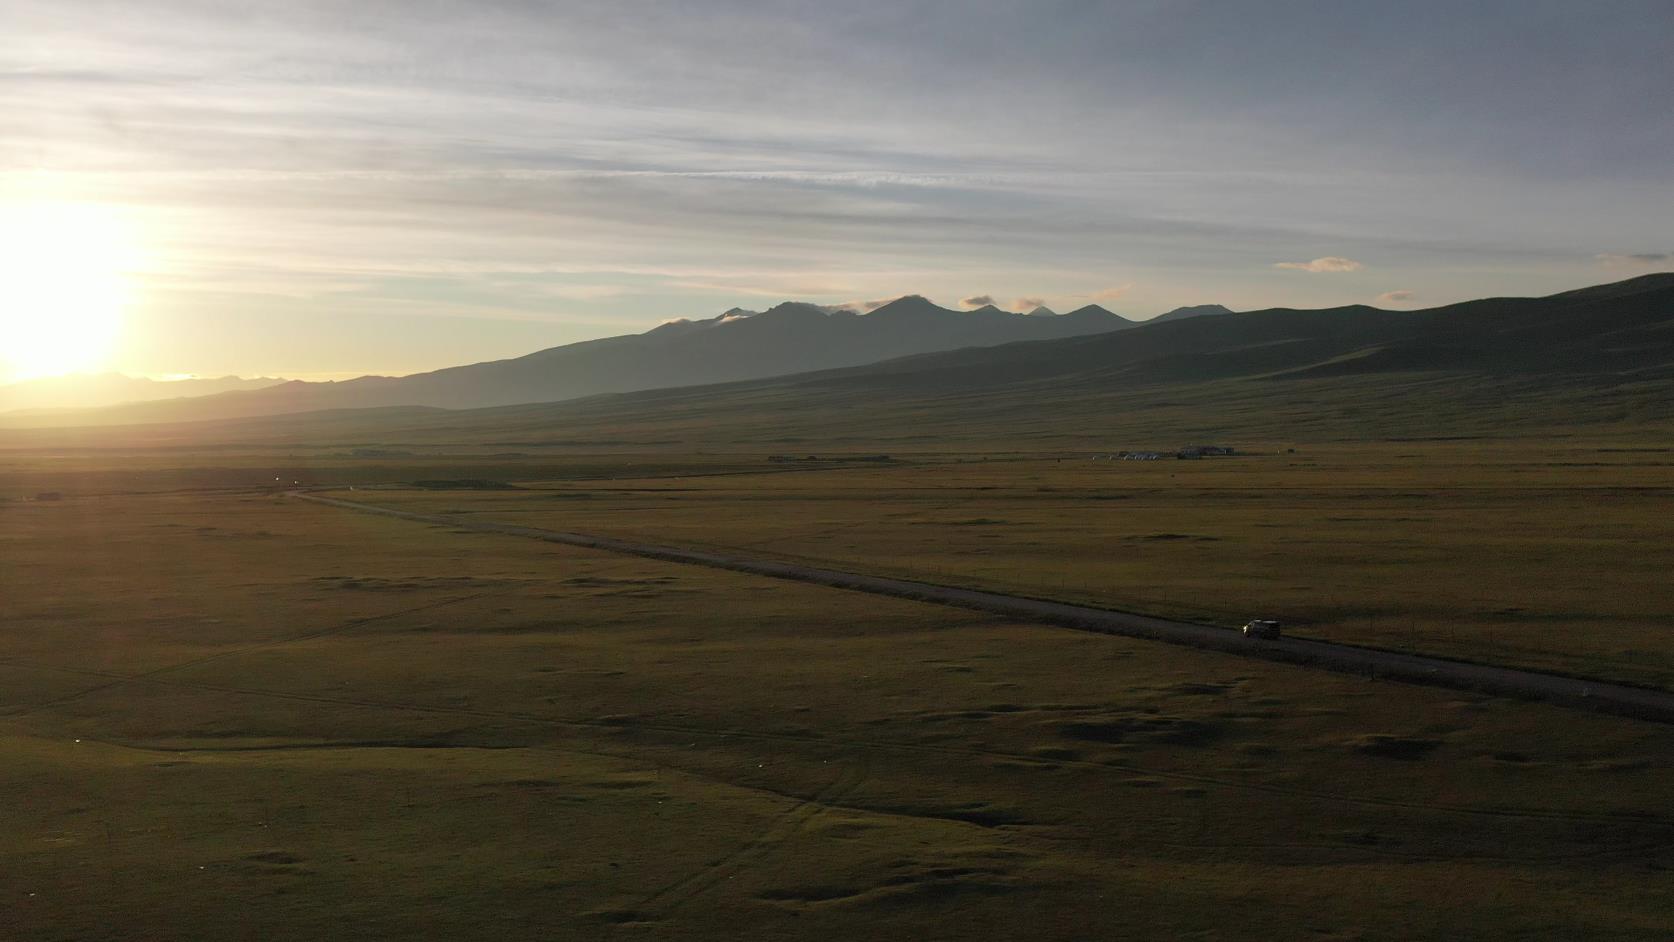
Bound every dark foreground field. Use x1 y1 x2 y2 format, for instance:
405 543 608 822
5 453 1674 939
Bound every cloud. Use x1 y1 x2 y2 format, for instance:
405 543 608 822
1274 256 1364 273
835 297 899 313
17 2 1672 381
1012 296 1047 311
1091 284 1134 302
1377 289 1414 303
1596 252 1672 268
960 294 996 308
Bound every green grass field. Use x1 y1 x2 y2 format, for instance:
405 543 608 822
4 451 1674 939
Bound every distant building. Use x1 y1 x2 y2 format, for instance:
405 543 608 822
1105 448 1225 462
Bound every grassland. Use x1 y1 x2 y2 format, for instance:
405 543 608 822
4 448 1674 939
349 441 1674 692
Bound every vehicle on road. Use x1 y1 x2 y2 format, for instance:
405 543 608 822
1243 618 1282 639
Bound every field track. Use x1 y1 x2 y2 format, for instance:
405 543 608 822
294 492 1674 725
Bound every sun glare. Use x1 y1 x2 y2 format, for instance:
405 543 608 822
0 201 138 383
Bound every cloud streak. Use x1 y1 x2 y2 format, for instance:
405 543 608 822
1596 252 1672 268
835 297 900 313
1274 257 1364 273
960 295 995 308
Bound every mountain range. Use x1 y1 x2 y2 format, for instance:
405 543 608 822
1 296 1152 426
7 275 1672 444
413 271 1674 446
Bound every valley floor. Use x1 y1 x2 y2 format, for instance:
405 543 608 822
355 442 1674 692
3 458 1674 938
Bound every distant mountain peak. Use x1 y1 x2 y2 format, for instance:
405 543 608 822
1148 303 1233 324
1062 304 1135 323
758 301 831 319
1025 305 1057 317
865 295 945 317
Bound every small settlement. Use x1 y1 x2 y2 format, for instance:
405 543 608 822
1097 445 1236 461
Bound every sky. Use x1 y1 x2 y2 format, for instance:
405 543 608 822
3 0 1672 382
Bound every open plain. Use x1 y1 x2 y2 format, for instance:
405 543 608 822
5 443 1674 939
9 8 1674 937
339 441 1674 690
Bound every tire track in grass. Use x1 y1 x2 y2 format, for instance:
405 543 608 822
6 658 1668 833
623 757 870 925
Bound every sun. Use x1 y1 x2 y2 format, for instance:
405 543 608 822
0 201 137 383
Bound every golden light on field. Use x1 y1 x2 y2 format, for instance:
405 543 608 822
0 201 139 382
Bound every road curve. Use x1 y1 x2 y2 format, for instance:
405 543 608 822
294 492 1674 725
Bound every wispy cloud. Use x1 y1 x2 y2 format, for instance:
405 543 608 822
1011 296 1047 311
1377 289 1414 302
1274 257 1364 273
1596 252 1671 268
960 294 995 308
836 297 899 313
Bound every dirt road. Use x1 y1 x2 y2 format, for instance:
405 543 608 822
295 492 1674 724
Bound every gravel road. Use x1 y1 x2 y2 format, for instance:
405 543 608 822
296 492 1674 725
